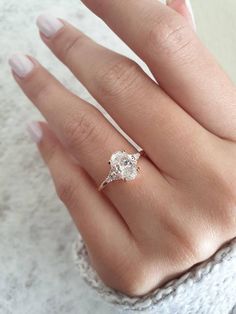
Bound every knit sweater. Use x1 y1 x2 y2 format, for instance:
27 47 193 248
73 236 236 314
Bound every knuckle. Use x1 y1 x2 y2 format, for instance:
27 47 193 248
181 233 215 263
64 109 109 152
177 170 236 262
220 190 236 229
165 215 216 264
147 19 194 58
95 58 142 100
214 179 236 232
201 162 236 232
27 74 53 104
56 176 77 204
118 276 143 297
101 246 153 297
43 142 59 166
65 112 97 150
114 264 151 297
112 256 154 297
58 33 88 63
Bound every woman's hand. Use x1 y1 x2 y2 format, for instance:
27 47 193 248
9 0 236 296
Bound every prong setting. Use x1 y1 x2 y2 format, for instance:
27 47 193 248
99 150 143 191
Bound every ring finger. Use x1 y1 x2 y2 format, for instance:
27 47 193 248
9 54 167 227
36 15 212 179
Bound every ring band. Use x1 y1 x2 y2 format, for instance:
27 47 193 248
98 150 144 191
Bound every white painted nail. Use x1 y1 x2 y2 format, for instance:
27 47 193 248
8 54 34 78
185 0 196 31
27 122 43 143
36 13 64 38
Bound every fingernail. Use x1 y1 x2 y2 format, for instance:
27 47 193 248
27 122 43 143
36 13 64 38
8 54 34 78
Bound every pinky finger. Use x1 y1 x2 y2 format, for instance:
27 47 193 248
27 121 137 290
167 0 196 30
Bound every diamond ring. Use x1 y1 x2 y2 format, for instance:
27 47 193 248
98 150 144 191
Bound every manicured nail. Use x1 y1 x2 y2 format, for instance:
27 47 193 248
8 54 34 78
27 122 43 143
36 13 64 38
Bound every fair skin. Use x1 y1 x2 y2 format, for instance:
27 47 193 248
9 0 236 297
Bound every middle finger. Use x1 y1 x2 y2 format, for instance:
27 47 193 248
9 55 168 228
37 15 210 178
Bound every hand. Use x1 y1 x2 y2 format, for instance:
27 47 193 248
9 0 236 296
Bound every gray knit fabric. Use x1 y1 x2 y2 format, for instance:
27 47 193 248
73 236 236 314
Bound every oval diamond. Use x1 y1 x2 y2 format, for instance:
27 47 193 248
109 151 139 181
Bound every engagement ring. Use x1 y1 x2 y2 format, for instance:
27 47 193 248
98 150 144 191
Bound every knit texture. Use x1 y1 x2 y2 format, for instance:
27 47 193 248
73 236 236 313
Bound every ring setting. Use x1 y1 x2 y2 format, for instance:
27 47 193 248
98 150 143 191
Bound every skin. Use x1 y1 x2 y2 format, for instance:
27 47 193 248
10 0 236 296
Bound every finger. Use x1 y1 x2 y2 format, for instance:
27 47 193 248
27 121 138 291
167 0 196 30
9 53 131 184
81 0 236 141
9 53 167 229
36 15 210 178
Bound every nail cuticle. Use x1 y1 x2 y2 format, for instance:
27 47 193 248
36 13 64 38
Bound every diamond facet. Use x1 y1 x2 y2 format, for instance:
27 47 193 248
108 151 140 182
